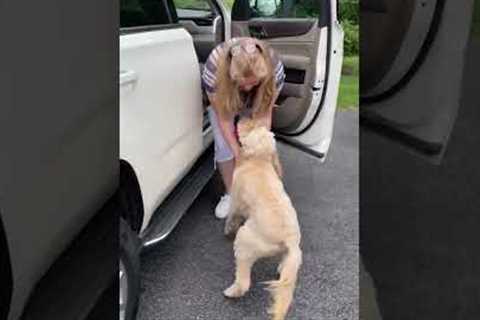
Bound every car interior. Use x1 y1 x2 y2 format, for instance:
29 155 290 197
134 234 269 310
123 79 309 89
175 1 224 64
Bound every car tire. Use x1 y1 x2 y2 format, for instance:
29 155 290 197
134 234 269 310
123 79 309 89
120 161 144 233
120 217 141 320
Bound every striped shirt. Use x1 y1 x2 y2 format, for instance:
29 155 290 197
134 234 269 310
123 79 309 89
201 38 286 96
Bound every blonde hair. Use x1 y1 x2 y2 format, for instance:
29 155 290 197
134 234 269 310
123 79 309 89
215 39 276 119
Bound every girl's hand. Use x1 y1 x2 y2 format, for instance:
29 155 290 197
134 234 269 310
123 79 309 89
233 145 241 160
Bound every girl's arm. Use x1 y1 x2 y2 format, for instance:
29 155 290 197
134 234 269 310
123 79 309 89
210 96 241 159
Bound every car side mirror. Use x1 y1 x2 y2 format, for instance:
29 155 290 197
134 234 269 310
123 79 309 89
231 0 252 21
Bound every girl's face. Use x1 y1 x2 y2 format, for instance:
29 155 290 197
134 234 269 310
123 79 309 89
238 75 260 92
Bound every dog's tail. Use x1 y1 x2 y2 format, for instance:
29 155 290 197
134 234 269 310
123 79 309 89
264 243 302 320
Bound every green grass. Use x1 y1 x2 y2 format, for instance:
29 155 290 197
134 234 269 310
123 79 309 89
175 0 211 10
224 0 234 9
474 1 480 36
337 56 359 110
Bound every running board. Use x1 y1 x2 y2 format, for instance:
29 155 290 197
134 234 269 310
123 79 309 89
141 146 214 248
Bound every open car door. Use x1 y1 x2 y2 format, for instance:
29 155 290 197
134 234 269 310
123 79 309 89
231 0 344 160
360 0 474 163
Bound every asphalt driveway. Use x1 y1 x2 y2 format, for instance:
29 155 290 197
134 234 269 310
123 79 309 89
137 110 359 320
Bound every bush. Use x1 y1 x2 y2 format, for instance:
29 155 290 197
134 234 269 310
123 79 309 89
474 0 480 35
339 0 359 24
339 0 359 56
343 19 358 56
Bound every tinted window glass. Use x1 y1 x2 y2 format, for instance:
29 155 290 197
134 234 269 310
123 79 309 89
121 0 171 28
173 0 213 18
249 0 321 18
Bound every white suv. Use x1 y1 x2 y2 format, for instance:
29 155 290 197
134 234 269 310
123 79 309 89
119 0 343 318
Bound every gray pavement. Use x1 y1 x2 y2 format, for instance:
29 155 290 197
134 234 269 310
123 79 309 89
137 110 359 320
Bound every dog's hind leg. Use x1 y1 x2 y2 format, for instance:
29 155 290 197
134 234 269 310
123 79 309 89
224 224 281 298
224 225 257 298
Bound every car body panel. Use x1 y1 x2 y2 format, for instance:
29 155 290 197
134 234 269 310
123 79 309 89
120 28 205 232
0 1 118 319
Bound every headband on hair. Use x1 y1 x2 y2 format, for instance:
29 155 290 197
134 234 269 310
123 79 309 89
229 40 263 59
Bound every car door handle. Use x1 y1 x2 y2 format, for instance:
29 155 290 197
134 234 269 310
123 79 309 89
120 70 138 86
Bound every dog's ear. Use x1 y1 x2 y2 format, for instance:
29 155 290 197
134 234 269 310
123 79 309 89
237 118 255 139
264 130 276 149
257 128 277 154
272 152 283 179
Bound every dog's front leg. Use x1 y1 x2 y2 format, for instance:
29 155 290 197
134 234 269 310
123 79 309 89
224 191 245 237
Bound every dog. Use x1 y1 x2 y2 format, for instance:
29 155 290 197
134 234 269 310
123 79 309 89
224 119 302 320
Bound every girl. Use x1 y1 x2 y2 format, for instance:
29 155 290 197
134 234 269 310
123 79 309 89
202 37 285 219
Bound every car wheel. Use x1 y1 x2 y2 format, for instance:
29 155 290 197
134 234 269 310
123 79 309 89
120 217 140 320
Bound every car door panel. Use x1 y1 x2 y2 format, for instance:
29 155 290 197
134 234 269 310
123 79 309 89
179 19 215 33
120 27 204 231
247 19 316 38
278 18 343 153
361 0 434 96
360 0 474 163
284 67 306 84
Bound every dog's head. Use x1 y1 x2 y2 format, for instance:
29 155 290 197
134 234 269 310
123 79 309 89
237 118 276 157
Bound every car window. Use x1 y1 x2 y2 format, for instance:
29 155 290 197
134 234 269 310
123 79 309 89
173 0 213 19
249 0 321 18
121 0 173 28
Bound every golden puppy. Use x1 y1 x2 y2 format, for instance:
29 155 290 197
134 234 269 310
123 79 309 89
224 119 302 320
235 118 283 179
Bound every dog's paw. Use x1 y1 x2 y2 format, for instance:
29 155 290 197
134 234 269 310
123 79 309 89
224 225 236 238
224 220 240 239
223 283 246 298
224 225 232 236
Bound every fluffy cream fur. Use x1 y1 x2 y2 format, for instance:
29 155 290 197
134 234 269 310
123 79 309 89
224 119 302 320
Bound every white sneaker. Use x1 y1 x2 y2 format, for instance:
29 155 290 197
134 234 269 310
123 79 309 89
215 194 231 219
